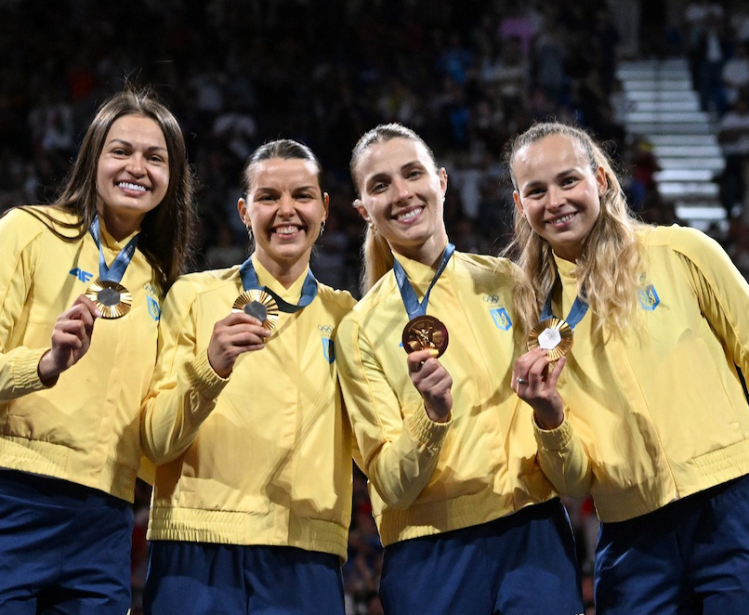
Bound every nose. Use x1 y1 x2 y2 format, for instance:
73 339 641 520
126 154 146 176
391 176 411 203
277 194 295 216
547 185 565 209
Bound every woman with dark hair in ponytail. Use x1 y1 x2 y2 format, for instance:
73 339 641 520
336 123 583 615
141 139 356 614
0 89 195 613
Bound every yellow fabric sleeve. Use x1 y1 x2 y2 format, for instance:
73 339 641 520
337 314 452 510
140 277 229 464
0 212 52 401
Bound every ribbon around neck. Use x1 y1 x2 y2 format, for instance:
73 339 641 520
540 276 589 330
238 257 318 314
392 243 455 320
89 216 139 284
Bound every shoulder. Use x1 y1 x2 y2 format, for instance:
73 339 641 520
164 267 240 307
640 224 724 260
316 282 358 312
0 206 82 253
453 251 520 278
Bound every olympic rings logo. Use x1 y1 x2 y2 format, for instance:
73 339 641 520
483 295 499 304
318 325 334 334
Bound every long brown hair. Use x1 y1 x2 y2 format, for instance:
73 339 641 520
504 122 647 337
16 89 196 291
349 123 441 295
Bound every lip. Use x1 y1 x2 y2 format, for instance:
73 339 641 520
391 205 424 224
271 224 305 239
115 180 149 196
546 211 577 228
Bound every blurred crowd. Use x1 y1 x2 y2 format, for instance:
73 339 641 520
2 1 749 613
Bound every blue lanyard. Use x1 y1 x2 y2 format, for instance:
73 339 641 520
392 243 455 320
540 277 589 329
238 257 318 313
89 216 139 284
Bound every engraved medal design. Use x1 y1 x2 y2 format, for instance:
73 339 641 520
402 315 449 357
232 289 280 332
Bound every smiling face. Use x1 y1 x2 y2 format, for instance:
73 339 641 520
238 157 328 273
512 133 607 262
95 114 169 238
354 137 448 264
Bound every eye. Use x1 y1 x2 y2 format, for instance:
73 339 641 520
295 192 314 201
370 182 388 194
255 194 276 202
527 187 546 197
111 147 128 156
149 154 165 163
406 169 423 179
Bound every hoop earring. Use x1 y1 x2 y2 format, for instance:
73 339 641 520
319 220 326 237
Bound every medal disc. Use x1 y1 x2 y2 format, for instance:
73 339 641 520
85 280 132 319
233 289 279 332
527 317 573 361
401 315 449 357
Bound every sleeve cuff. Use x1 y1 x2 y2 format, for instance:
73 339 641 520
533 413 574 451
14 347 53 393
405 402 452 449
185 350 230 400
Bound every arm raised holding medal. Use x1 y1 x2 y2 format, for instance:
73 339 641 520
206 311 269 378
406 349 453 423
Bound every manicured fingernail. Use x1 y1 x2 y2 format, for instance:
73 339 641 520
428 349 439 357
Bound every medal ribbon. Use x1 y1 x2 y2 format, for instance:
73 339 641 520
89 216 139 284
540 276 589 329
392 243 455 320
238 257 318 313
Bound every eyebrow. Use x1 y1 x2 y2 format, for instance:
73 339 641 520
366 160 423 183
521 168 578 190
108 138 168 153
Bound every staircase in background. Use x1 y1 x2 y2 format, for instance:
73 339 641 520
616 58 726 231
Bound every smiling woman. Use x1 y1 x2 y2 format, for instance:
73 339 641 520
140 139 356 614
0 89 195 614
507 121 749 613
336 123 583 615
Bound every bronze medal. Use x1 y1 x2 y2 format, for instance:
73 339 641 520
233 289 279 333
527 317 573 361
85 279 132 319
401 315 449 357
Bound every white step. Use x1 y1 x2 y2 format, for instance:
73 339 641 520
623 80 693 92
626 111 711 123
675 204 726 221
653 145 723 157
648 135 718 147
626 122 713 134
632 100 701 112
657 182 719 198
654 169 716 181
626 91 700 103
658 157 724 171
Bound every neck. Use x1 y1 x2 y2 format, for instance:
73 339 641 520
392 229 449 268
254 250 309 289
97 206 142 242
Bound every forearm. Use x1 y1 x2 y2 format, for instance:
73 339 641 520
533 414 593 499
141 350 228 464
0 346 52 402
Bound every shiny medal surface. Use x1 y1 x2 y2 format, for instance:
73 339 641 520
86 279 132 319
232 289 280 332
527 317 573 361
401 315 449 357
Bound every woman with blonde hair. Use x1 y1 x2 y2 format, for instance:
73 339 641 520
508 121 749 614
337 123 583 615
0 88 195 613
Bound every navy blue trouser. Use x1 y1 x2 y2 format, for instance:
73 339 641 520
144 541 345 614
0 469 133 615
380 498 584 615
596 474 749 614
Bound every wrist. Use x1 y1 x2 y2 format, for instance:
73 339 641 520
37 350 60 386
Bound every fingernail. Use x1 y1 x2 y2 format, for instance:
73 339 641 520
428 349 439 357
94 310 102 318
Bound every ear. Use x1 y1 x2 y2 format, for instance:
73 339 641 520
438 167 448 196
595 166 608 195
513 190 524 215
353 198 370 223
237 197 250 226
322 192 330 221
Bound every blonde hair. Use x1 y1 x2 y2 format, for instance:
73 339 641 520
504 122 647 337
350 123 440 295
